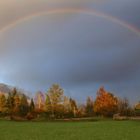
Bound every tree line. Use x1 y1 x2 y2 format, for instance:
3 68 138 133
0 84 140 120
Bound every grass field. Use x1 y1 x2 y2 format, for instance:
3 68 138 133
0 120 140 140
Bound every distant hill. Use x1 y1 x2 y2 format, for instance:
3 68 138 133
0 83 30 98
0 83 11 93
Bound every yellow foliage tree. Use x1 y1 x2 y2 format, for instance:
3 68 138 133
47 84 64 118
0 93 6 112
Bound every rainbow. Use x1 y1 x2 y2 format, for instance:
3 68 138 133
0 7 140 36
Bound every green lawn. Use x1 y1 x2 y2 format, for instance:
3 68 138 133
0 120 140 140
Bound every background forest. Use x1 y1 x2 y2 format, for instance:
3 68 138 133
0 84 140 121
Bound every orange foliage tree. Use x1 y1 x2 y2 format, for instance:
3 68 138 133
94 87 118 117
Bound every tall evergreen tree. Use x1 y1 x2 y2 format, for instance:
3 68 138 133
19 95 29 117
29 98 35 112
85 97 94 117
69 98 78 117
45 95 52 113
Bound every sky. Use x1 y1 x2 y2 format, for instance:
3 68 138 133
0 0 140 103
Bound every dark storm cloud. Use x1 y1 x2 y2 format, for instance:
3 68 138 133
0 16 140 87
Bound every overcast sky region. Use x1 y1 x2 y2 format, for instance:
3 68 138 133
0 0 140 103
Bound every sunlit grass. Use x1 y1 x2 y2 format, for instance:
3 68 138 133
0 120 140 140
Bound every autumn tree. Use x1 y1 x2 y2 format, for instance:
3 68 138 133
0 93 6 114
18 95 29 117
63 96 72 117
85 97 94 117
26 98 35 120
34 91 45 111
45 95 52 114
118 97 134 116
135 102 140 116
6 88 18 117
69 98 78 117
47 84 64 118
13 94 20 115
94 87 118 117
5 93 12 115
11 88 18 110
77 104 86 118
47 84 64 105
45 95 52 118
